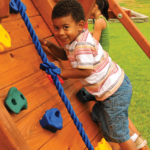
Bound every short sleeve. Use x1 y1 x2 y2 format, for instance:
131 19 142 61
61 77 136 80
74 42 95 69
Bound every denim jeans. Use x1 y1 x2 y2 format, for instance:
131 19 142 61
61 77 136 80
92 74 132 143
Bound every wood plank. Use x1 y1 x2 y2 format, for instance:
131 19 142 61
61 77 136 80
0 101 31 150
77 0 96 23
0 70 78 122
0 44 42 89
2 0 39 23
15 81 95 150
1 16 52 52
108 0 150 58
39 103 99 150
0 0 9 21
85 132 103 150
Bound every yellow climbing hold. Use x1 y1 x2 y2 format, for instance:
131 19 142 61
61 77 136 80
95 138 112 150
0 24 11 52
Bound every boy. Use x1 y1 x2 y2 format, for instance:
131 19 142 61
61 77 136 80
39 0 145 149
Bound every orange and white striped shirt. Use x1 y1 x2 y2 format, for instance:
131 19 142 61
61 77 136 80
65 29 124 101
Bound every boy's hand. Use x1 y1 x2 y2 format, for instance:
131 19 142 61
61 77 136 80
38 37 49 47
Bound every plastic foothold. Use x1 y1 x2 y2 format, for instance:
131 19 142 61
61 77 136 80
0 25 11 52
39 108 63 133
95 138 112 150
5 87 28 114
76 87 96 102
47 74 64 84
9 0 27 14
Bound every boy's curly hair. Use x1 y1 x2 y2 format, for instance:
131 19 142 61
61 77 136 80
52 0 85 22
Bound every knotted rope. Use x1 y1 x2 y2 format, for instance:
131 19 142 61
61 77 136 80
14 0 94 149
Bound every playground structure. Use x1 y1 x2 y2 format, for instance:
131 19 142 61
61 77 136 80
0 0 150 150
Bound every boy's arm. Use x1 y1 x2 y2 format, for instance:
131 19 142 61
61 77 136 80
60 68 92 79
39 38 68 60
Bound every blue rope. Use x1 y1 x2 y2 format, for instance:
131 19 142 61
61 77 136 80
14 0 94 149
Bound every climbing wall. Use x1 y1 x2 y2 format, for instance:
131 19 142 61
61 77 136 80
0 0 103 149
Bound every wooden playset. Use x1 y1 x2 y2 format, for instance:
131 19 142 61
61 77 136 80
0 0 149 149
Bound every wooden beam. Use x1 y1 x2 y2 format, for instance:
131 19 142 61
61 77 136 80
77 0 96 22
108 0 150 58
0 101 31 150
108 9 131 19
1 0 39 23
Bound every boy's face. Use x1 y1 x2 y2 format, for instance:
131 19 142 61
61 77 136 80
52 15 84 45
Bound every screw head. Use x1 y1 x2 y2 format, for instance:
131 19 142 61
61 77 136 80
118 13 123 19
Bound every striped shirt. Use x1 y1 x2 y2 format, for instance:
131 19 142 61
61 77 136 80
65 29 124 101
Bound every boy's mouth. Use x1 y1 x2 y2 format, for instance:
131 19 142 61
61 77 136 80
60 37 68 42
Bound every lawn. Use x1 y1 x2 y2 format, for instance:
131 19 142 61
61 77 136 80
88 0 150 147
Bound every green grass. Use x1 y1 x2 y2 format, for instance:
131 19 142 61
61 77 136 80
88 2 150 147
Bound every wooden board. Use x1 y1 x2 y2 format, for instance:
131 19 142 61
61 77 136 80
1 0 39 23
1 16 52 53
0 0 149 149
0 101 31 150
15 81 97 150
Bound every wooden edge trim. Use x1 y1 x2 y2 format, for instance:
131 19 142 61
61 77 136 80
0 101 31 150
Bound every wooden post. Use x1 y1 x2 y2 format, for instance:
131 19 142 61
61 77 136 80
108 0 150 58
0 101 31 150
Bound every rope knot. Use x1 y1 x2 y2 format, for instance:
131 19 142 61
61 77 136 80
40 61 61 76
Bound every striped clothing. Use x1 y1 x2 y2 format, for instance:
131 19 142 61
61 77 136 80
65 29 124 101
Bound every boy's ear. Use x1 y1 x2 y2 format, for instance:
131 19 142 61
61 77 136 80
78 20 85 31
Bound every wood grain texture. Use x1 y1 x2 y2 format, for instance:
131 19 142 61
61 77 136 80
1 16 52 53
0 44 42 89
0 101 31 150
0 70 78 122
39 104 98 150
0 0 9 20
15 81 96 150
0 0 149 149
2 0 39 23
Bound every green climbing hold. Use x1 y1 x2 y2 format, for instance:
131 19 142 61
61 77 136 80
5 87 28 114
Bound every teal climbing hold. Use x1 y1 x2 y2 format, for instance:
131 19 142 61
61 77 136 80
5 87 28 114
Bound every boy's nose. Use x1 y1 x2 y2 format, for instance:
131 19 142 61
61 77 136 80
58 29 64 35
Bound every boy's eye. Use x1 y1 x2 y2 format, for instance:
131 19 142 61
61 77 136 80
54 26 59 30
63 26 68 29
